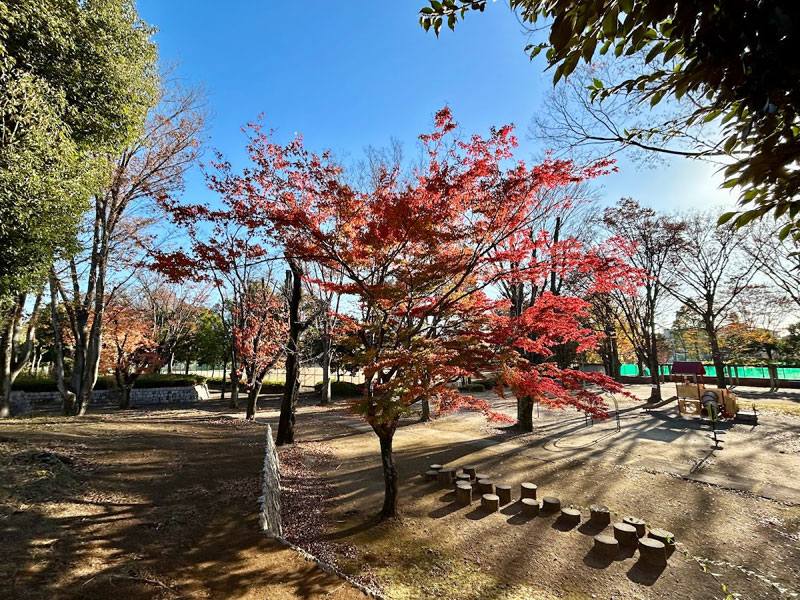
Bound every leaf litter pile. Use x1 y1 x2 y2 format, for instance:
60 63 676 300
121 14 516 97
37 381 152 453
278 441 383 591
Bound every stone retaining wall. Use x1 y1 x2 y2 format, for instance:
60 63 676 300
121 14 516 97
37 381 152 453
8 385 208 416
259 424 283 537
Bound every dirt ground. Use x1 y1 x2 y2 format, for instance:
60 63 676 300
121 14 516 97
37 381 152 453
2 385 799 600
0 405 365 600
270 385 800 600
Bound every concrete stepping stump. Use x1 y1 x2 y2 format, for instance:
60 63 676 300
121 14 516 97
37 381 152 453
495 484 512 505
437 467 456 487
455 473 472 485
521 498 540 516
541 496 561 512
481 493 500 513
477 479 495 495
593 534 619 558
648 528 676 555
560 507 581 526
424 469 439 481
463 465 477 479
613 522 639 548
623 516 647 537
520 482 538 500
430 464 443 471
590 504 611 526
638 537 668 566
648 528 675 546
474 472 490 485
455 482 473 506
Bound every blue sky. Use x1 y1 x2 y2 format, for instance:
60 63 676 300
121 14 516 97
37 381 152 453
138 0 736 213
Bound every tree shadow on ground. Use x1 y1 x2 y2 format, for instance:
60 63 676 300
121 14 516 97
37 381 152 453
428 503 463 519
627 559 667 585
582 548 614 570
0 411 364 600
464 507 491 521
500 500 522 516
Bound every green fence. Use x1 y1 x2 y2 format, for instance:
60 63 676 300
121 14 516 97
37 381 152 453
619 364 800 380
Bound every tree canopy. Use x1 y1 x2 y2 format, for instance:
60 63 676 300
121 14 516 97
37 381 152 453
419 0 800 240
0 0 158 300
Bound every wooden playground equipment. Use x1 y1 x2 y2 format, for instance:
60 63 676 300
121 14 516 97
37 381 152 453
672 361 739 419
670 361 758 426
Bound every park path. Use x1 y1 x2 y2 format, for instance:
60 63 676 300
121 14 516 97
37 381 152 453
246 386 800 506
0 408 366 600
264 391 800 600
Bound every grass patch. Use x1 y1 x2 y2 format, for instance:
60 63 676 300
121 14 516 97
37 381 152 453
334 519 560 600
746 400 800 416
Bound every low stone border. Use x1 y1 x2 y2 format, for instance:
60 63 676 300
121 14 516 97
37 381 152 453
9 385 207 416
258 424 387 600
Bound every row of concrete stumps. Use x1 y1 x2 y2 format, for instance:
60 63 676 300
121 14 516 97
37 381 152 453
425 464 675 568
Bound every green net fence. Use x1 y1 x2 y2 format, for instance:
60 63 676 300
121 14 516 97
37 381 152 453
619 364 800 380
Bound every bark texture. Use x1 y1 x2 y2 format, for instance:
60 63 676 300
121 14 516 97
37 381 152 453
375 422 399 518
277 260 304 445
0 292 42 417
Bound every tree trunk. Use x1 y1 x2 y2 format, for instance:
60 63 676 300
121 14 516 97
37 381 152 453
221 358 228 404
0 293 42 417
77 316 102 417
119 384 132 409
375 423 399 518
0 312 13 418
517 396 534 431
49 273 76 415
600 349 611 379
420 397 430 422
228 345 240 408
647 337 662 403
610 334 621 381
319 326 332 406
277 260 303 446
31 345 41 375
50 201 112 418
245 382 262 420
705 319 727 388
184 352 190 375
647 307 662 402
277 359 299 444
229 370 240 409
51 205 107 417
647 357 662 401
76 250 108 418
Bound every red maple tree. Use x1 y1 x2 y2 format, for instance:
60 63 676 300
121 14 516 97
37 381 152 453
101 299 162 409
192 107 633 516
151 207 287 420
232 281 287 419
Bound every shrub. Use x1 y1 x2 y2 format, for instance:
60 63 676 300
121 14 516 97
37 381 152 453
472 377 498 389
12 373 206 392
313 380 365 397
458 383 485 392
134 374 207 388
259 380 285 393
11 375 61 392
206 378 284 393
